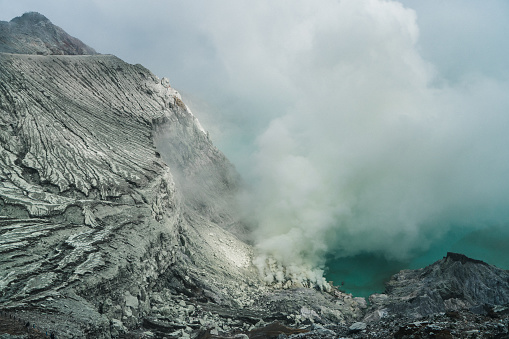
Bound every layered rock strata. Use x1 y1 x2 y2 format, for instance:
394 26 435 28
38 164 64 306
335 252 509 338
0 12 97 55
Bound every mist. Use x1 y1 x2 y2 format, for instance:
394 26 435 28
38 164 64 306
228 0 509 285
3 0 509 288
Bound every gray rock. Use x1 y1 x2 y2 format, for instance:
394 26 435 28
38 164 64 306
110 318 127 337
0 12 366 339
349 321 367 332
365 252 509 321
0 12 97 55
124 291 138 309
493 305 509 316
0 12 256 338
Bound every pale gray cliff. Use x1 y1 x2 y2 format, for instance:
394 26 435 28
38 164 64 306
0 13 364 338
0 36 254 339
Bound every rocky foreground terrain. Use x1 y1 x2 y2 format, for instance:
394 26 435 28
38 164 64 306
1 12 509 339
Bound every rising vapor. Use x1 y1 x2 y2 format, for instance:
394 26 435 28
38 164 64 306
218 0 509 285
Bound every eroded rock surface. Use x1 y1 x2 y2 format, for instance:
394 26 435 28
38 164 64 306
365 252 509 322
292 253 509 338
0 14 256 337
0 12 97 56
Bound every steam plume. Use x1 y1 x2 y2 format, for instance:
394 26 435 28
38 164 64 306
221 0 509 284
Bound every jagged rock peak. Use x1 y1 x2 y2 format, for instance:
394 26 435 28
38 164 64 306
0 12 97 55
10 11 51 25
445 251 488 266
365 253 509 322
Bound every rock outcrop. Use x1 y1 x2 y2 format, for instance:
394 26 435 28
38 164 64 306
0 12 255 337
274 252 509 338
283 252 509 338
0 12 97 55
365 252 509 322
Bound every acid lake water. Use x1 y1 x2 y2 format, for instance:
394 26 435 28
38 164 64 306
325 225 509 298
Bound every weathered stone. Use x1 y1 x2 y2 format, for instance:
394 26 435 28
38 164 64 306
349 321 367 332
124 291 138 309
0 12 97 55
0 11 259 338
365 252 509 321
110 318 127 337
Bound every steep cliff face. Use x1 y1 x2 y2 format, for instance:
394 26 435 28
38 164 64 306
0 13 258 337
7 12 507 339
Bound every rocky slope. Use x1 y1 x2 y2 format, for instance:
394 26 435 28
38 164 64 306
0 14 254 338
338 252 509 338
366 252 509 321
0 13 365 338
0 12 96 55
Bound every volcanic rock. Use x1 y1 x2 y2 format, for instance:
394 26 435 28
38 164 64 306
0 12 97 55
365 252 509 321
0 11 256 338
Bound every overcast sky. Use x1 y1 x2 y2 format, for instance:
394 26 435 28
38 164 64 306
2 1 509 277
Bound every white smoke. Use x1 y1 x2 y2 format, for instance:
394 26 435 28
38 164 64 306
216 0 509 283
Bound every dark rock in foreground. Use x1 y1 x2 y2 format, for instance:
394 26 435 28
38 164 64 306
365 252 509 322
334 307 509 338
292 252 509 338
